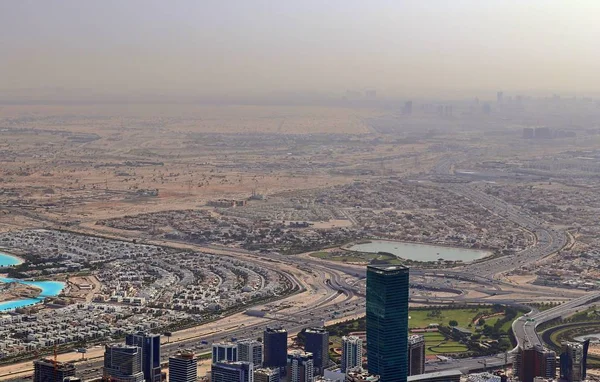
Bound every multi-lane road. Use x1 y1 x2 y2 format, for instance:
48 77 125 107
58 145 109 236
0 156 587 380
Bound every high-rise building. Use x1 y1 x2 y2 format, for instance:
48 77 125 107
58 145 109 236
125 331 161 382
403 101 413 115
497 91 503 104
514 345 556 382
33 359 76 382
304 328 329 375
254 368 280 382
287 351 314 382
366 264 410 382
560 340 589 382
263 327 288 369
238 339 263 367
103 344 145 382
408 335 426 376
341 336 362 373
213 342 239 363
169 351 197 382
212 362 254 382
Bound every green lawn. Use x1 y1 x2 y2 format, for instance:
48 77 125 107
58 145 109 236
409 308 497 329
309 251 403 264
327 307 513 357
422 332 468 355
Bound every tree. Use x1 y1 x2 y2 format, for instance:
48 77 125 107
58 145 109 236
449 320 458 327
478 318 486 326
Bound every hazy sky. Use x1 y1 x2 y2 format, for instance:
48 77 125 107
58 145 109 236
1 0 599 98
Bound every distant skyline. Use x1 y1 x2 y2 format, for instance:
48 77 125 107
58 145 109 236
1 1 599 99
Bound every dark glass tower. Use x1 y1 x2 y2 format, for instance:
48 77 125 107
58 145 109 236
304 327 329 375
366 264 409 382
125 331 161 382
263 327 288 369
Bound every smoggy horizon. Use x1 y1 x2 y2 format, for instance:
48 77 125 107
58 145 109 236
1 1 599 100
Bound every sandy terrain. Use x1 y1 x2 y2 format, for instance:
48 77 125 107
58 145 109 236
0 282 41 302
505 274 538 285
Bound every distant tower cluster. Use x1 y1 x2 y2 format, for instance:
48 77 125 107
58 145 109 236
403 101 413 115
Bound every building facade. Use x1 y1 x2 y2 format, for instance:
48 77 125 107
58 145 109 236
103 344 145 382
287 351 314 382
560 340 590 382
341 336 362 373
125 332 162 382
212 362 254 382
514 345 556 382
169 351 197 382
254 368 280 382
304 328 329 376
366 264 410 382
213 342 239 363
263 327 288 369
408 335 426 376
33 359 76 382
238 339 263 367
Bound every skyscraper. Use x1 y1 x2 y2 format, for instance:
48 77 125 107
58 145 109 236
125 331 161 382
263 327 288 369
103 344 145 382
514 345 556 382
403 101 413 115
304 328 329 375
560 341 589 382
212 362 254 382
33 359 76 382
407 335 425 376
169 351 197 382
366 264 409 382
287 351 314 382
213 342 239 363
341 336 362 373
238 339 263 367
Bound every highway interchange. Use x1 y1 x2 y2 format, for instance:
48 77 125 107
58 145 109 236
2 158 596 380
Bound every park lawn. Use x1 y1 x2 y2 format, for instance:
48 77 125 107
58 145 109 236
310 251 372 263
479 315 503 327
429 344 469 353
409 308 492 329
422 332 468 355
500 319 514 333
309 251 403 264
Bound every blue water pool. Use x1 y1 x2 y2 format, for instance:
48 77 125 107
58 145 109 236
0 252 22 267
0 277 65 311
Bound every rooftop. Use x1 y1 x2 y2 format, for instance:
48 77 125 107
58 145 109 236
367 264 409 273
407 369 463 382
